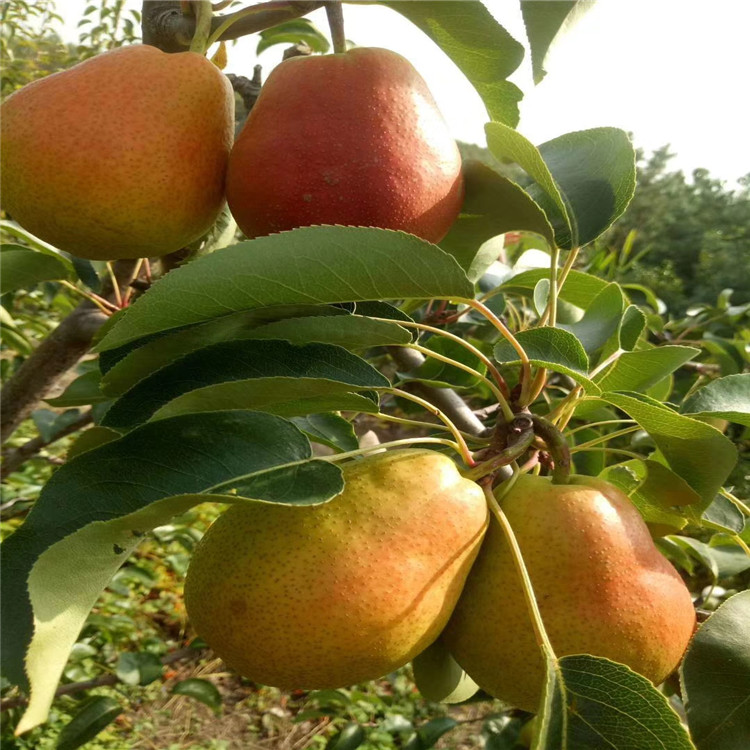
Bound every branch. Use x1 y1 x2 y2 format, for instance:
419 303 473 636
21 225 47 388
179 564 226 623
2 410 94 476
141 1 326 53
0 260 139 444
0 646 205 712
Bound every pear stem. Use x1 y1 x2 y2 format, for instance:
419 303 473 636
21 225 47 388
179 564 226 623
189 1 214 54
483 484 557 659
325 1 347 54
720 488 750 517
531 415 571 484
462 415 535 482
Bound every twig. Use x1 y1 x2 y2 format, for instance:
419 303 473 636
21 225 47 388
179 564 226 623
141 1 326 53
1 410 94 476
0 260 139 444
0 647 205 712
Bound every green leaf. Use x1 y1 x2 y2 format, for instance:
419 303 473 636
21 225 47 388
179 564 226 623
96 226 473 352
290 414 358 452
439 161 556 277
257 18 330 55
0 244 72 293
494 327 598 393
116 652 163 686
681 591 750 750
681 374 750 427
521 1 592 84
223 460 344 507
245 313 411 350
596 392 737 506
99 305 348 396
327 722 365 750
546 655 694 749
416 717 458 748
45 370 108 407
101 340 389 430
599 460 698 532
619 305 647 351
701 494 746 534
534 655 566 749
172 678 223 711
560 282 624 355
500 268 609 309
1 411 343 732
670 536 750 579
486 122 570 235
596 345 699 393
411 636 479 703
531 128 637 249
382 1 524 126
55 696 122 750
31 408 84 443
65 426 121 460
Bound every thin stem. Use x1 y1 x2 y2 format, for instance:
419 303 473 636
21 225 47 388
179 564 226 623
572 426 640 451
732 534 750 558
321 436 461 464
325 1 346 54
189 0 214 54
105 262 122 308
58 280 117 315
547 245 560 327
388 388 476 466
372 316 512 413
483 484 556 658
463 298 533 406
720 488 750 517
565 419 636 435
369 412 490 445
407 343 509 412
531 415 571 484
462 422 535 482
571 447 643 461
205 4 259 48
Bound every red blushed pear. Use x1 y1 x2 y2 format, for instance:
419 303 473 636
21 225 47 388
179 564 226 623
0 45 234 260
184 450 487 689
225 47 464 243
442 474 697 712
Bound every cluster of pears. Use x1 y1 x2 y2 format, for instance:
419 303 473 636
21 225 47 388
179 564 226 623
0 44 463 260
184 448 697 712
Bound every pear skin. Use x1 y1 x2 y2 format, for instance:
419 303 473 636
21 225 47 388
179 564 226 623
226 47 464 243
443 474 696 712
1 45 234 260
184 449 488 689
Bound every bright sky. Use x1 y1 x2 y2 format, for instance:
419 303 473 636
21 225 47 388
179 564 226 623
58 1 749 185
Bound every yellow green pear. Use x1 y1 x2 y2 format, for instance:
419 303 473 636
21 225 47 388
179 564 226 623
442 474 697 712
0 45 234 260
184 449 488 689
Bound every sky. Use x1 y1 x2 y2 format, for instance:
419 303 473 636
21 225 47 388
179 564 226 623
58 1 750 185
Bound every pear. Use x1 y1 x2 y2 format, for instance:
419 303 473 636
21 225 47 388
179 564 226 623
442 474 696 712
0 45 234 260
184 449 487 689
226 47 464 243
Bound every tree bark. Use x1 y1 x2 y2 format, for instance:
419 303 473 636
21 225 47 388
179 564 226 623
142 1 326 53
0 260 139 444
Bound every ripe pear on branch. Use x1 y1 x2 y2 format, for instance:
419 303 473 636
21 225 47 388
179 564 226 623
226 46 464 243
0 45 234 261
443 473 697 712
184 449 487 689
